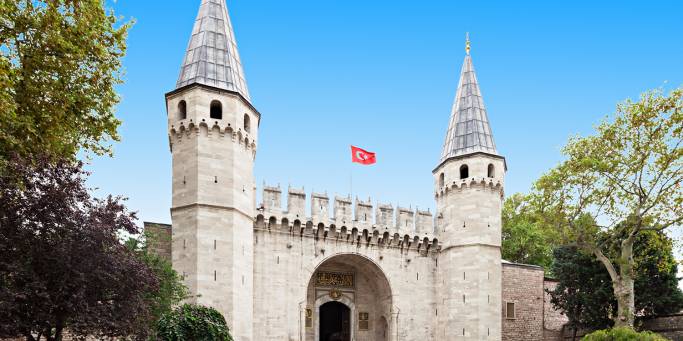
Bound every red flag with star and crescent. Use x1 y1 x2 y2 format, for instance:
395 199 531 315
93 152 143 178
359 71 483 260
351 145 376 165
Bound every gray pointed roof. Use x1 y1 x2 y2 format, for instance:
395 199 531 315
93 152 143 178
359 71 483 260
176 0 250 101
439 53 497 163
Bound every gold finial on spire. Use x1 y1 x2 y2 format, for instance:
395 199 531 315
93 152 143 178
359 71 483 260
465 32 471 55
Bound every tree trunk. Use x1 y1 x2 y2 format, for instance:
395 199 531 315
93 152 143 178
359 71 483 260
613 236 636 328
590 241 636 329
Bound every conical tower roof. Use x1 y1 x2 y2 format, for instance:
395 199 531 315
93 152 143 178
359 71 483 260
439 40 497 163
176 0 250 101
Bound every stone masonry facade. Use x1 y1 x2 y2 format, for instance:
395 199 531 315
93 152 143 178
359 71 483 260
154 1 566 340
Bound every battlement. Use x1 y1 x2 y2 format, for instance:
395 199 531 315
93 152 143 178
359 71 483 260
168 121 256 158
435 176 504 198
255 184 439 252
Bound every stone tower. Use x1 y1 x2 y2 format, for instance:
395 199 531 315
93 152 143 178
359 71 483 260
165 1 258 340
434 37 506 340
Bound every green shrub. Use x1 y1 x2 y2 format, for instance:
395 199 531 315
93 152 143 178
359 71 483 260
582 327 668 341
157 304 233 341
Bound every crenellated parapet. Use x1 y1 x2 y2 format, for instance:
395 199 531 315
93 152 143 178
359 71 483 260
255 184 439 253
168 120 257 158
435 176 504 199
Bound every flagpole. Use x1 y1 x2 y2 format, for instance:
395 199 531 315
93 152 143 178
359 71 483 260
350 164 353 201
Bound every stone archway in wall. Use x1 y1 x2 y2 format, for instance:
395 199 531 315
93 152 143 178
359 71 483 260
305 254 393 341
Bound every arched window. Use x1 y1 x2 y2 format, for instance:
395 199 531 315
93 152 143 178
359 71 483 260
244 114 251 133
439 173 445 188
459 164 469 179
177 100 187 120
210 100 222 119
488 164 495 178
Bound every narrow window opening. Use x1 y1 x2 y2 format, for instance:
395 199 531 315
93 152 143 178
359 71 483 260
210 100 222 119
506 302 516 319
243 114 251 133
178 100 187 120
214 176 218 183
214 270 217 281
416 272 419 281
439 172 445 188
214 240 216 250
183 239 186 249
488 163 495 178
463 328 465 336
463 272 466 280
459 164 469 179
463 294 466 303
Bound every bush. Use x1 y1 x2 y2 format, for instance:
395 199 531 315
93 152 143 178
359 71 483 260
157 304 233 341
582 327 668 340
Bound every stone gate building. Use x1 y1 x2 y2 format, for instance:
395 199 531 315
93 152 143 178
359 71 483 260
147 1 568 340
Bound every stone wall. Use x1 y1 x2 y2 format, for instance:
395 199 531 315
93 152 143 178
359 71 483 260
561 314 683 340
641 314 683 341
501 262 545 341
144 222 172 262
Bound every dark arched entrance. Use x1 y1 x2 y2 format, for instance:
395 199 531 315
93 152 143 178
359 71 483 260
319 301 350 341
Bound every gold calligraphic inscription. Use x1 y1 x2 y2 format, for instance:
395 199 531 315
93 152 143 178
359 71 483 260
315 272 354 288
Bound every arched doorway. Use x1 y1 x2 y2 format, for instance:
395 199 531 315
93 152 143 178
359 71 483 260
306 254 393 341
319 301 350 341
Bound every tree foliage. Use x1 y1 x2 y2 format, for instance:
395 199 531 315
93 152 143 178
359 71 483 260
0 0 132 165
126 232 190 337
534 88 683 327
0 157 158 340
157 304 233 341
549 228 683 331
549 246 615 330
502 193 560 271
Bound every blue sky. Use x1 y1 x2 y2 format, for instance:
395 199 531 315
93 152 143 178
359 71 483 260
87 0 683 233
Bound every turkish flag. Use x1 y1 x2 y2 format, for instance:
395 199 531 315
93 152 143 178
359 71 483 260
351 146 376 165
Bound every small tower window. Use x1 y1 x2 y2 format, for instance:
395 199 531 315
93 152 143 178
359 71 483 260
178 100 187 120
459 164 469 179
439 173 445 188
488 164 495 178
210 100 222 119
244 114 251 133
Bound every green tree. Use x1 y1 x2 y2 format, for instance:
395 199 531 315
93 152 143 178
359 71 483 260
0 157 158 340
125 231 189 338
157 304 233 341
502 193 560 271
0 0 132 165
549 229 683 336
549 246 614 334
534 88 683 328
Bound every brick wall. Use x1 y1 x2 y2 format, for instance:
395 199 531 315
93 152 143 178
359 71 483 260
561 314 683 340
641 314 683 340
144 222 172 262
502 262 545 341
